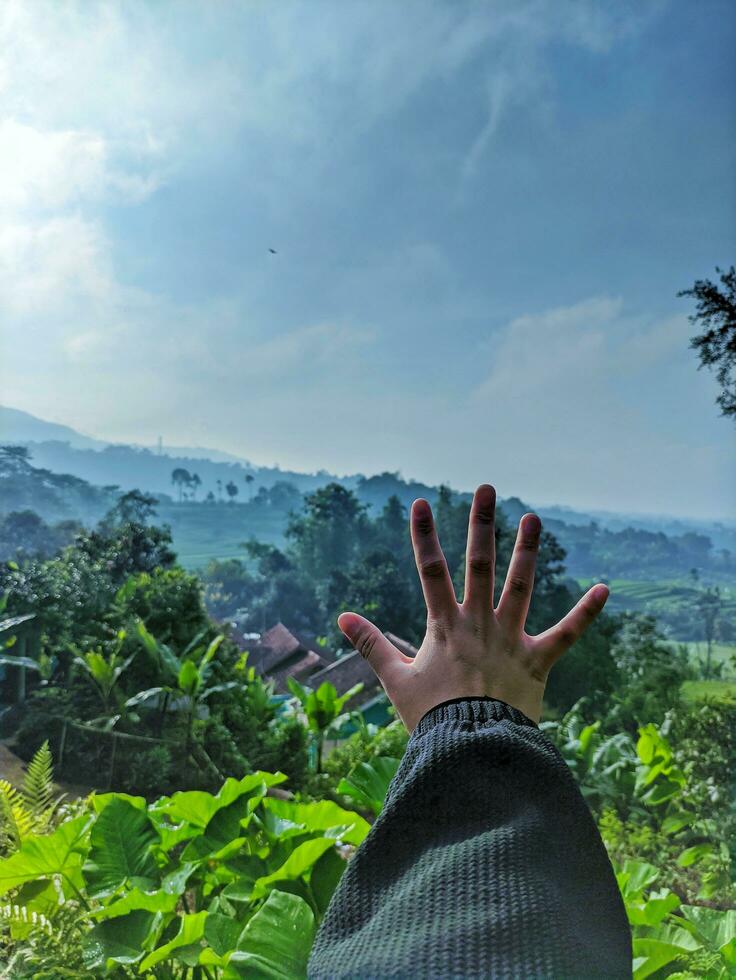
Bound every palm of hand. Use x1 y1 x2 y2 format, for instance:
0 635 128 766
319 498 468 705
338 485 609 732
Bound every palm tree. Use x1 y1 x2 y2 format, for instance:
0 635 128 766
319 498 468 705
189 473 202 500
225 480 239 503
216 479 223 503
171 468 191 504
244 473 255 502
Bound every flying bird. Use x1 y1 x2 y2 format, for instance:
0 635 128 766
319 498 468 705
269 248 277 254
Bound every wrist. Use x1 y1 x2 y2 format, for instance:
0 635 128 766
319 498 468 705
409 694 540 738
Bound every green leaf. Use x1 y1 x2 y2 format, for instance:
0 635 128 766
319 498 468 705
677 842 714 868
164 772 286 829
661 814 690 836
136 620 180 685
139 910 208 971
0 813 91 898
632 938 690 980
94 887 179 921
615 859 660 899
0 655 41 671
182 795 253 862
205 911 242 956
83 910 156 969
251 838 335 900
224 891 315 979
84 797 157 898
309 847 346 918
336 757 401 816
680 906 736 956
627 890 680 926
91 792 146 813
178 659 200 696
262 798 370 847
199 634 224 672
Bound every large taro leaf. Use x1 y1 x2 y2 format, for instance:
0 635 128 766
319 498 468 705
224 890 316 979
336 757 401 817
680 906 736 963
262 798 370 847
139 910 208 971
309 846 347 918
205 911 243 956
615 859 660 900
83 797 157 898
163 772 288 830
250 838 335 900
0 813 91 899
83 909 157 970
93 886 180 921
632 928 702 980
182 795 254 862
91 792 146 814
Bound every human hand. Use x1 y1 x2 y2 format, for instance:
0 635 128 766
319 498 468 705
337 485 609 732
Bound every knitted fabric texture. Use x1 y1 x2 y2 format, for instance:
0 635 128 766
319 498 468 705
307 695 632 980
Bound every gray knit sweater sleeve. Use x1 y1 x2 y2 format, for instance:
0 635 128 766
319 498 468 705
307 695 632 980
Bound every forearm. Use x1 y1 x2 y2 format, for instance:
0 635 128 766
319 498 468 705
308 696 632 980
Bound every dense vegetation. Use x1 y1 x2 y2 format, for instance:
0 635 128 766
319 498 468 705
0 472 734 976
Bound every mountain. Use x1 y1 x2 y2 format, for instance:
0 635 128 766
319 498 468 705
1 406 733 551
0 406 251 467
0 406 104 451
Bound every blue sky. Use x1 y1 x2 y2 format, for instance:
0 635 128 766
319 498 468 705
1 0 734 518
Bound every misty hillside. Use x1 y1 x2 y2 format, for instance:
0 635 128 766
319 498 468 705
2 405 734 551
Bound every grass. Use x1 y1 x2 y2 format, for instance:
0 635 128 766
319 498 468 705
158 501 288 570
681 679 736 704
666 640 735 672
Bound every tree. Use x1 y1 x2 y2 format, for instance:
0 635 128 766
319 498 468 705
244 473 255 501
104 490 158 527
216 479 223 502
696 586 722 678
0 446 32 464
678 265 736 417
225 480 239 503
189 473 201 500
170 468 192 504
286 483 369 581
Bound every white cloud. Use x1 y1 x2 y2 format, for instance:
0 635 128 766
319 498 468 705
0 215 113 316
460 296 733 516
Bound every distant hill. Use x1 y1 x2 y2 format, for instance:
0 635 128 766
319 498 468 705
0 406 103 451
1 405 734 554
0 446 117 524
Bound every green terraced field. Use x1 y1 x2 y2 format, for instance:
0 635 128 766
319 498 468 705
681 679 736 704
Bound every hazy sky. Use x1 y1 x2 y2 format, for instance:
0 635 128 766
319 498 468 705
1 0 735 519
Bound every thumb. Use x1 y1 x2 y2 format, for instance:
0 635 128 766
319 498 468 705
337 612 406 682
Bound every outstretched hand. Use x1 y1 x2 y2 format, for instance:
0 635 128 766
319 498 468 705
337 484 609 732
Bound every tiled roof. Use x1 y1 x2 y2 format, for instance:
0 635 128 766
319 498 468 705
260 622 301 657
307 650 382 703
268 649 330 695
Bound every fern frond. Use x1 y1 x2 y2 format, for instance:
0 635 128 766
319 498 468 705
22 741 54 824
0 780 33 853
0 902 53 935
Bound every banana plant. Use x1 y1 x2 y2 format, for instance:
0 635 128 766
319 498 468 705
616 858 736 979
135 621 237 778
286 678 365 773
71 630 137 726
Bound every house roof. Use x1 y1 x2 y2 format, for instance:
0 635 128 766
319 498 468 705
307 649 382 703
268 649 330 695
